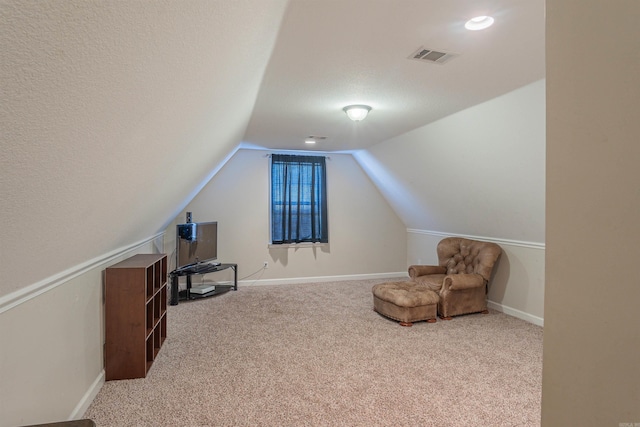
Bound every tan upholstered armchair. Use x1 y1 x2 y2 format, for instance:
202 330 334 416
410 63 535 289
408 237 502 319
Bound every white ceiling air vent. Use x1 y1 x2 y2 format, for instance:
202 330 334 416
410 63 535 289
409 46 458 65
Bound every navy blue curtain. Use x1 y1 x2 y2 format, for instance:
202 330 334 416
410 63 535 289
271 154 328 244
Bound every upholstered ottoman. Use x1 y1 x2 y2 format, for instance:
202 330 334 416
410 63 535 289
372 281 439 326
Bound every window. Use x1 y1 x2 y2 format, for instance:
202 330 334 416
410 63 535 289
270 154 328 244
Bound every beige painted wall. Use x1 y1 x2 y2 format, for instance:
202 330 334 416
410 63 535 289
0 238 162 427
543 1 640 425
164 149 408 282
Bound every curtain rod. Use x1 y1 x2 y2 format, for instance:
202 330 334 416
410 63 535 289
264 153 331 160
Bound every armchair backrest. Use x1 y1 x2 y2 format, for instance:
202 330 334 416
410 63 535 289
436 237 502 282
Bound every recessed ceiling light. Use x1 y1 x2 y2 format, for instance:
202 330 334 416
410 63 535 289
465 16 494 31
304 135 327 144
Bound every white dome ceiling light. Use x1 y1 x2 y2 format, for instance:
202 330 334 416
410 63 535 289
343 105 372 122
465 16 495 31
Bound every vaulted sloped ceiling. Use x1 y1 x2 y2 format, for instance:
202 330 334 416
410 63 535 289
0 0 288 295
0 0 545 297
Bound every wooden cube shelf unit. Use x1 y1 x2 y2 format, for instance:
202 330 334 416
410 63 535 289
105 253 168 380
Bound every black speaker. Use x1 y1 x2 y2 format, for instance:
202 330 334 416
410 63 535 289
178 223 197 242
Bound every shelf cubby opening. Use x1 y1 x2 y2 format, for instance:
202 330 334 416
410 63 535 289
160 257 167 284
153 294 161 326
153 329 161 357
154 261 162 292
146 266 154 300
146 302 154 337
160 287 167 316
160 314 167 346
146 335 154 366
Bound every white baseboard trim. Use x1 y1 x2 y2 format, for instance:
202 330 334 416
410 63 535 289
69 370 104 420
240 271 408 287
0 232 164 314
487 300 544 327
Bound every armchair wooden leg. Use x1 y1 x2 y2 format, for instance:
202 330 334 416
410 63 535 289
481 310 489 314
399 321 413 327
440 316 453 320
427 318 437 323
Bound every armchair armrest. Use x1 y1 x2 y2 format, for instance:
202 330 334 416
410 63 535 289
442 273 485 291
408 265 447 278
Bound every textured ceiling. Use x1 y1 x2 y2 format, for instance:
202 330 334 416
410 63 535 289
0 0 545 296
244 0 545 152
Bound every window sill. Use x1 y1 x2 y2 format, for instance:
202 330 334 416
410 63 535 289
268 242 328 249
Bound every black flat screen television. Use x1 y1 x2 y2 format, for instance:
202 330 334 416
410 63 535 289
176 221 217 270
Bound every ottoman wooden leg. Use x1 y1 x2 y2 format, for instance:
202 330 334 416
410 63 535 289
399 321 413 327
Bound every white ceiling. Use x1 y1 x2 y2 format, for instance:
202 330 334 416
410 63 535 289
243 0 545 152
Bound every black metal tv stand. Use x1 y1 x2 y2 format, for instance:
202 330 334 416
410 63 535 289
169 262 237 305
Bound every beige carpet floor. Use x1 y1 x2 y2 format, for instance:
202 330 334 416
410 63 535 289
85 278 543 426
